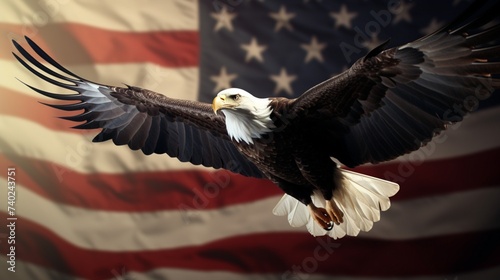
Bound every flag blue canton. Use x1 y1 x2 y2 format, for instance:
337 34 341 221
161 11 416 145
198 0 471 103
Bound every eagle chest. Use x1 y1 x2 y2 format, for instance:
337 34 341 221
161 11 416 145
234 129 308 182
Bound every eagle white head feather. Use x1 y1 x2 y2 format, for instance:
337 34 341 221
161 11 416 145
212 88 275 144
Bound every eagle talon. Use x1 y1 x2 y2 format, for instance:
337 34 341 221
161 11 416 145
325 221 334 231
308 204 334 230
326 200 344 225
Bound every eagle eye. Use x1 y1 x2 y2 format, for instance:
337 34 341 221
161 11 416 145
232 94 241 101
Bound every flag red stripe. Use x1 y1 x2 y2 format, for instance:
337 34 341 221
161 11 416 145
4 23 198 67
2 211 498 279
2 147 499 212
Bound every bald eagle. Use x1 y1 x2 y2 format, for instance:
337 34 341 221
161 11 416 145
12 1 500 239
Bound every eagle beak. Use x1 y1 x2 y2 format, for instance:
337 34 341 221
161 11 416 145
212 94 226 114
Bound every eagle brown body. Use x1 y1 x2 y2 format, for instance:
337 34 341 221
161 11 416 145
12 1 500 238
234 98 341 205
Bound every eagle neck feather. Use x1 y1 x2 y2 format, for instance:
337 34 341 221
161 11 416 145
223 98 275 145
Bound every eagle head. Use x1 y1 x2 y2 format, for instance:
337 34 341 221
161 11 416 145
212 88 275 144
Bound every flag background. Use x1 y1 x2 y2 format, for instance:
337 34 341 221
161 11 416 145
1 0 500 279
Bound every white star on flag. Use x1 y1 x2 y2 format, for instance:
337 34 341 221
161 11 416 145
270 68 297 96
301 36 327 63
330 4 358 29
392 1 414 24
210 66 238 92
241 37 267 63
269 6 296 32
211 5 237 32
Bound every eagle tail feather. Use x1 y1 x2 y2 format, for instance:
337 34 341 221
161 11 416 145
331 169 399 238
272 193 309 228
272 169 399 239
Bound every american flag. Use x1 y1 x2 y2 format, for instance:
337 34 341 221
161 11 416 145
1 0 500 279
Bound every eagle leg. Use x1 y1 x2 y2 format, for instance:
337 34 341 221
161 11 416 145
326 200 344 225
308 203 334 231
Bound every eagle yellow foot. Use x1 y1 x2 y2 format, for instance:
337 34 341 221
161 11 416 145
326 200 344 225
308 204 334 230
308 201 345 231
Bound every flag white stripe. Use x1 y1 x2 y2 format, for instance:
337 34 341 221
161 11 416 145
390 106 500 164
362 186 500 239
1 60 199 101
0 257 84 280
1 0 198 32
2 257 500 280
0 116 212 173
2 179 499 251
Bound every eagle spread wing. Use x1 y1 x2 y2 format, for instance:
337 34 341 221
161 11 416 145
291 1 500 167
12 37 264 178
